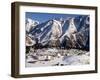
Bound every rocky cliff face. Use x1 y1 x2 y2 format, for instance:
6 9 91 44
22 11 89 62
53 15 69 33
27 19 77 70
60 16 89 50
26 15 90 50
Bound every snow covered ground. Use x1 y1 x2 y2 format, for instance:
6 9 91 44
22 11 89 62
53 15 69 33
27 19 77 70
25 48 90 67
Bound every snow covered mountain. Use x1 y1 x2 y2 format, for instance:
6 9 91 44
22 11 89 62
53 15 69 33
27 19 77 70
26 18 39 33
27 15 90 50
60 16 89 50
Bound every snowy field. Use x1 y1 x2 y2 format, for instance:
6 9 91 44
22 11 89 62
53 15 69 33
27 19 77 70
26 48 90 67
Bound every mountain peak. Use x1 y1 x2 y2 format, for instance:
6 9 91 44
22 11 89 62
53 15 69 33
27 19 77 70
67 18 77 34
26 18 39 32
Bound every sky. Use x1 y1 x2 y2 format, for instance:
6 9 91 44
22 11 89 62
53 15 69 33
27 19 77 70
25 12 83 24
